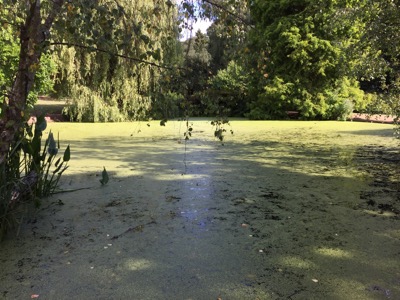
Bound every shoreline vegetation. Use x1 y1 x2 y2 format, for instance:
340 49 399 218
30 97 398 125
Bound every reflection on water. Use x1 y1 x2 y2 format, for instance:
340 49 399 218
179 174 215 235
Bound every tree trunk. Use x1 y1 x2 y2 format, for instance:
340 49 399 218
0 0 64 165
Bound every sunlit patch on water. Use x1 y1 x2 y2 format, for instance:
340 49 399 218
123 258 154 271
314 247 353 259
280 255 317 269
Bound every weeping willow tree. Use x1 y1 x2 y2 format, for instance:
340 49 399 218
52 0 179 122
0 0 182 238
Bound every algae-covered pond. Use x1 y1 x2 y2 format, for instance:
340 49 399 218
1 120 399 299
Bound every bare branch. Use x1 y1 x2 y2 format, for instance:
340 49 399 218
201 0 253 28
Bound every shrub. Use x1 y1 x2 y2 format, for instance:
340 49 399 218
206 61 249 117
151 91 184 119
246 76 294 120
329 99 354 121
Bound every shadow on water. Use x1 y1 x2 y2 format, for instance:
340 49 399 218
0 131 399 299
338 127 396 138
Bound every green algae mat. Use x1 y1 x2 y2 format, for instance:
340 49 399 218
1 120 399 299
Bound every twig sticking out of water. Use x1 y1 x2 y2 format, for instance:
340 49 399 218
110 221 156 240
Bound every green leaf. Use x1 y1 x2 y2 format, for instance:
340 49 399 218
151 49 161 60
53 162 64 174
35 115 47 132
47 132 58 156
140 34 150 44
166 0 173 8
63 145 70 162
100 167 109 185
54 157 62 167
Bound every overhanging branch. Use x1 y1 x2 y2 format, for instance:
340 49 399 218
50 42 187 71
201 0 253 28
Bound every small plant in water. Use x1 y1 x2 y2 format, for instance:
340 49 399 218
22 116 70 199
183 119 193 140
211 118 234 142
100 167 109 185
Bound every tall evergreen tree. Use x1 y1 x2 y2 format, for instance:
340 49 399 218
246 0 370 120
358 0 400 124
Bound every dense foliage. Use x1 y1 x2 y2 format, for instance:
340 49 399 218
245 0 367 119
206 60 249 116
174 0 400 122
51 0 180 122
361 0 400 128
0 23 56 113
1 0 399 123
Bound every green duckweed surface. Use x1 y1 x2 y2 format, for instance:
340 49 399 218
1 120 399 299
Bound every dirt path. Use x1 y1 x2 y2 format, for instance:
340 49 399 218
351 113 396 124
0 121 399 299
